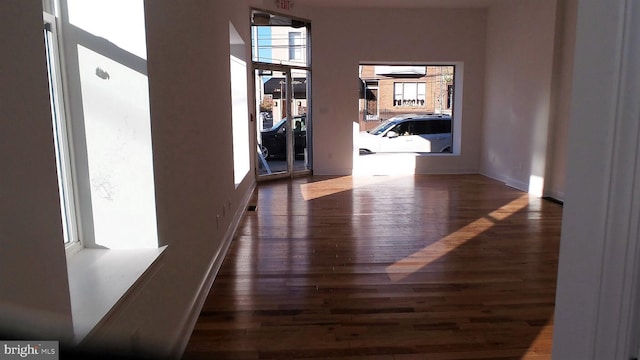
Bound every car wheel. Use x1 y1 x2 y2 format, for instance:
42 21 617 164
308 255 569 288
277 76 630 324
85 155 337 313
260 144 269 159
441 146 451 153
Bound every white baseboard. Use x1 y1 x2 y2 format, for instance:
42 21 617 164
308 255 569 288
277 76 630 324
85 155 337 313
543 189 565 202
314 167 352 176
480 170 529 194
168 182 256 359
481 170 566 200
504 177 529 193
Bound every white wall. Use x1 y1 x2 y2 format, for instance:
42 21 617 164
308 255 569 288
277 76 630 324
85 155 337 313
311 7 487 175
0 0 257 356
545 0 576 201
78 0 256 355
0 0 74 342
481 0 558 196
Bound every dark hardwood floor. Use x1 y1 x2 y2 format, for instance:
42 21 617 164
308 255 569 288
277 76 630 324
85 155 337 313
183 175 562 359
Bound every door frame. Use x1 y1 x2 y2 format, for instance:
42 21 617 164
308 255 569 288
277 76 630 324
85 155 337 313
254 62 311 181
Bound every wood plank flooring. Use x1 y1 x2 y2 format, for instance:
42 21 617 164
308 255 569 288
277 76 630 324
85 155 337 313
183 175 562 359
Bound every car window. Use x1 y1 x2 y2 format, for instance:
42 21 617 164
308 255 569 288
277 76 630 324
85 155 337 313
413 121 429 135
412 119 451 135
270 119 286 131
436 120 452 133
369 120 397 135
392 121 413 136
425 121 439 135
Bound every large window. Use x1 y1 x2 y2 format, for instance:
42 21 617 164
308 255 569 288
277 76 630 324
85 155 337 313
44 0 159 250
357 64 458 155
230 22 250 186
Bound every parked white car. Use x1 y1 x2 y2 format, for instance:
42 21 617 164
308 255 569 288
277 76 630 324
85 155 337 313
358 114 452 154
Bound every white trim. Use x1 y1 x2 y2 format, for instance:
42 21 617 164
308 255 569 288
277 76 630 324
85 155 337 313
593 1 640 358
479 170 529 194
168 182 256 359
67 246 167 344
44 12 82 251
504 177 528 194
553 0 640 358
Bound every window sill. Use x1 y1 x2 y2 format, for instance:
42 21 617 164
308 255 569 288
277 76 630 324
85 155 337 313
66 246 167 343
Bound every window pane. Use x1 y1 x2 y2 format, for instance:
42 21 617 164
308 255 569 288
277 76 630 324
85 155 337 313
394 83 402 96
404 83 416 98
251 12 309 67
230 22 250 186
66 0 158 249
77 46 158 249
289 32 301 60
357 64 456 155
394 83 402 105
67 0 147 59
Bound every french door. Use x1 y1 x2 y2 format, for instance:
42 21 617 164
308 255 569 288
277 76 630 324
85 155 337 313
255 65 311 180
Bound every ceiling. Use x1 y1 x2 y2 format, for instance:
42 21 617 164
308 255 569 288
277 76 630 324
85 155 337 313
253 0 498 26
291 0 498 8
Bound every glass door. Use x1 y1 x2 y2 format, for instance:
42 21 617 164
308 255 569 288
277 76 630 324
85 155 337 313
255 66 310 179
291 68 310 173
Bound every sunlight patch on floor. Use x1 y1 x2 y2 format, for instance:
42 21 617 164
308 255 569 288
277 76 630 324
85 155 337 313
386 194 532 281
353 152 418 176
299 175 405 201
523 319 554 358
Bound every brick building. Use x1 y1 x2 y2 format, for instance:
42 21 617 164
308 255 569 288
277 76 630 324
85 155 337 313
359 65 454 130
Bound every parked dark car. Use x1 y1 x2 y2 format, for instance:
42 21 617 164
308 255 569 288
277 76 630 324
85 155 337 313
260 115 307 159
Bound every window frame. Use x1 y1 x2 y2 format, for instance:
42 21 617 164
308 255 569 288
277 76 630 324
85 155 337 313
43 11 82 254
393 81 426 107
364 80 379 120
